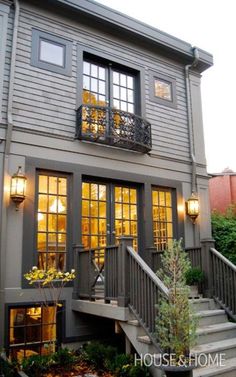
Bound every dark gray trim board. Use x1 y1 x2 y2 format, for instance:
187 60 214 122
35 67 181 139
31 28 72 76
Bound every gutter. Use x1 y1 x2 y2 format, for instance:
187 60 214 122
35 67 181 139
185 47 199 194
0 0 20 348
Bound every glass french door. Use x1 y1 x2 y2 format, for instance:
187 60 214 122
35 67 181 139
81 181 138 251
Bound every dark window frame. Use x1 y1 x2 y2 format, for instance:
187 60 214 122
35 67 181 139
77 43 146 117
6 302 64 360
151 186 178 251
149 71 177 109
31 29 72 76
81 178 140 251
36 171 69 271
83 56 137 114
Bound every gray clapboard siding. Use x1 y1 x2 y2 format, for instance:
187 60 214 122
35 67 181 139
1 7 14 126
12 5 191 161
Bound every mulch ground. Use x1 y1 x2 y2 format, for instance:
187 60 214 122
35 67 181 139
43 361 114 377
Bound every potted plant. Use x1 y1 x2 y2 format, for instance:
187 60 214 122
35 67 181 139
185 267 204 298
156 240 197 377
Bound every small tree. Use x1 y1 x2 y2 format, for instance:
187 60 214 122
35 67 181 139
24 267 75 352
156 240 197 365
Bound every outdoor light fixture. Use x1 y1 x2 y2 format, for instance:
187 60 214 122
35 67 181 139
186 193 199 224
10 166 27 210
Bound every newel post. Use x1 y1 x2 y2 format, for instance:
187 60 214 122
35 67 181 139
201 238 215 298
72 244 84 299
118 237 133 307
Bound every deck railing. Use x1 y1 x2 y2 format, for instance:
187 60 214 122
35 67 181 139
148 246 202 273
74 238 169 343
73 239 236 334
210 247 236 320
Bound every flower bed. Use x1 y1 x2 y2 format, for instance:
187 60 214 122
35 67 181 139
19 343 150 377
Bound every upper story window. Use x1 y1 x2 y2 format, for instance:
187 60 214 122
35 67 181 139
154 78 172 101
82 59 136 113
36 173 68 270
39 40 64 67
76 49 151 153
31 29 72 76
152 187 174 251
149 71 177 109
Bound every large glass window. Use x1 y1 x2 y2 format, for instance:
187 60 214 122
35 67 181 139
9 305 56 361
37 173 67 270
152 188 174 250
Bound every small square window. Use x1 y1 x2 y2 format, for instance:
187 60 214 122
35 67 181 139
31 29 72 76
39 40 65 67
149 71 177 108
154 79 172 101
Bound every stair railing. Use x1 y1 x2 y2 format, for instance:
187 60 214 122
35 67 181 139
210 247 236 320
117 237 169 343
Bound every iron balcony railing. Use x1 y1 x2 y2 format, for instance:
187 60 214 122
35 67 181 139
76 104 152 153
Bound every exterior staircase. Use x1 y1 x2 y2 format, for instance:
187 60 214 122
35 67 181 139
73 239 236 377
119 298 236 377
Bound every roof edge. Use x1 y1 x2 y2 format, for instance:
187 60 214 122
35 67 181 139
51 0 213 71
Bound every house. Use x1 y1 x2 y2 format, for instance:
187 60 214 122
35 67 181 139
209 168 236 214
1 1 236 376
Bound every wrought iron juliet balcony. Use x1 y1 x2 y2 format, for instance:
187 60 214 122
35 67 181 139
76 105 152 153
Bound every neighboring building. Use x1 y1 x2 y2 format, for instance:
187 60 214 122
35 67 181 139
0 0 214 363
209 168 236 213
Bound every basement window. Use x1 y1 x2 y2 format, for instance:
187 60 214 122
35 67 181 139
31 29 72 76
8 305 57 361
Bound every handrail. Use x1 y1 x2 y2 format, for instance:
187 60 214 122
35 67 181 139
125 244 169 341
127 246 169 297
210 247 236 271
210 247 236 320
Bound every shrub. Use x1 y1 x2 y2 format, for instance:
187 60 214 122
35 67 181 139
21 354 53 377
0 356 18 377
185 267 204 285
106 353 132 375
211 210 236 264
52 348 77 370
128 363 150 377
83 341 117 370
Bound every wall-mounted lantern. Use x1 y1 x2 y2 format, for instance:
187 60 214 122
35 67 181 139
10 166 27 210
186 193 199 224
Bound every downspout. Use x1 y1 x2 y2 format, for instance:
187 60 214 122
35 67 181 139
6 0 19 155
185 47 199 194
0 0 20 348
